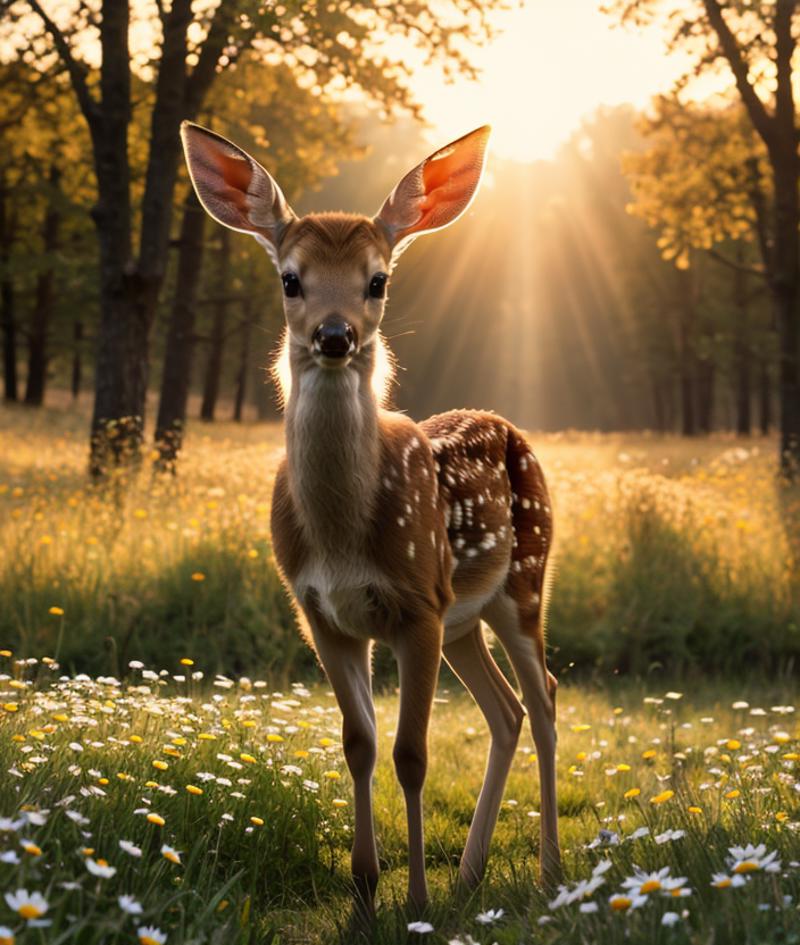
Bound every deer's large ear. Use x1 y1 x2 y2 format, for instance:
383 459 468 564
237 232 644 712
180 121 295 265
374 125 490 257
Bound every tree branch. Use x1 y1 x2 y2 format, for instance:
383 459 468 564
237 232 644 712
184 1 237 117
773 0 796 131
706 247 767 280
25 0 100 130
702 0 774 147
745 154 773 274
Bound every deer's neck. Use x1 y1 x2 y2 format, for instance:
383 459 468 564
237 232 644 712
285 342 381 556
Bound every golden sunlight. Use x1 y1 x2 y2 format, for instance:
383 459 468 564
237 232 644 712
412 0 695 162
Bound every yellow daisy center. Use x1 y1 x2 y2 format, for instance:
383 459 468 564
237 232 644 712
640 880 661 894
733 861 759 874
610 897 632 911
18 904 43 920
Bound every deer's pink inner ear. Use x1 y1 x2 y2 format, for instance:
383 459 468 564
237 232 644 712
386 127 490 243
415 146 482 232
212 151 253 220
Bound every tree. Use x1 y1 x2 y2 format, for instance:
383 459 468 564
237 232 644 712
623 95 774 436
8 0 501 475
0 58 95 408
605 0 800 473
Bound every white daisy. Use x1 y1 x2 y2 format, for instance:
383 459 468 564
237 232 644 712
4 889 49 921
119 894 143 915
85 857 117 878
728 843 781 875
137 926 167 945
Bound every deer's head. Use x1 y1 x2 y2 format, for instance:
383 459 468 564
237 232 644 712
181 122 490 375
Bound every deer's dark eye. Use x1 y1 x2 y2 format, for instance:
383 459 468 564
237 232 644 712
281 271 301 298
368 272 388 299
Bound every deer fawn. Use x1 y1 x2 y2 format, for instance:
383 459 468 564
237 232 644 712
181 122 560 911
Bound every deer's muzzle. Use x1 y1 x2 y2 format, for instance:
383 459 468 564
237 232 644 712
312 317 357 361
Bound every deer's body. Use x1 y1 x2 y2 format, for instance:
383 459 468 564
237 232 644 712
274 391 552 649
182 126 560 914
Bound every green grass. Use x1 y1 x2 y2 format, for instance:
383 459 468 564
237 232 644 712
0 667 798 943
1 403 799 940
0 402 798 681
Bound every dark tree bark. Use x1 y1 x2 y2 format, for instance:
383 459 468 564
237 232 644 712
695 356 714 434
650 374 672 432
679 359 696 436
71 319 83 400
233 300 252 422
0 170 18 402
703 0 800 472
28 0 232 476
200 228 230 422
25 164 62 407
676 267 696 436
154 188 207 471
759 357 772 434
733 258 751 436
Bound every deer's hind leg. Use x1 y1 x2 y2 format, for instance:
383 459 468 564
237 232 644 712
482 592 561 887
443 620 525 888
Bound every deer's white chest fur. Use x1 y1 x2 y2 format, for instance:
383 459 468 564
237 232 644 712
293 556 393 639
285 363 386 638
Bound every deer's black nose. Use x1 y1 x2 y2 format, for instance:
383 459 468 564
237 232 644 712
312 318 356 359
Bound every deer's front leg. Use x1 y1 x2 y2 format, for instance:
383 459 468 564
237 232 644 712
306 608 379 913
392 613 443 910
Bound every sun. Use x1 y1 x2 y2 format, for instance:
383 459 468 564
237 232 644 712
410 0 694 163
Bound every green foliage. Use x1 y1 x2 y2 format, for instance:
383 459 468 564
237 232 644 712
623 96 768 270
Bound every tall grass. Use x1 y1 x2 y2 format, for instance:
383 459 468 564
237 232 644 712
0 403 797 680
0 663 797 944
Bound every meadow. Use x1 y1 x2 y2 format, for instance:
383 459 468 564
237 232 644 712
0 664 798 943
0 402 798 682
0 402 799 943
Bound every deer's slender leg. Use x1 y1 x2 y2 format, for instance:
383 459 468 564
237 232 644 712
307 613 379 912
443 621 525 888
483 593 561 887
393 616 442 910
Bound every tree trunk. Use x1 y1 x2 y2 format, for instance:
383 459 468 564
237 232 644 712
233 300 252 422
25 164 61 407
759 357 772 434
88 0 139 476
0 169 18 402
695 356 714 434
154 188 207 471
86 0 230 476
676 266 697 436
71 319 83 400
650 373 671 432
770 144 800 474
735 351 751 436
199 228 230 422
733 257 751 436
0 276 15 403
702 0 799 471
